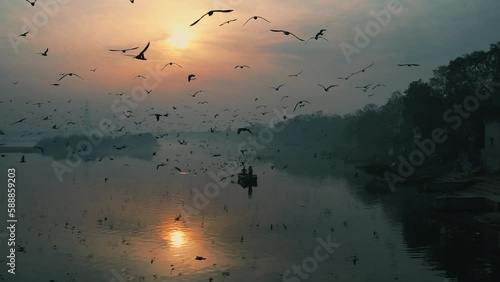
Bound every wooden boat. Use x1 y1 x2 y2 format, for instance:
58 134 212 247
237 173 258 187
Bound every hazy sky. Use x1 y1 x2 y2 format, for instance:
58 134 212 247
1 0 499 132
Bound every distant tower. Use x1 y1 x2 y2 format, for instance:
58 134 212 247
83 100 91 131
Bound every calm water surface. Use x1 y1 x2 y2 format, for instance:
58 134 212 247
0 138 498 282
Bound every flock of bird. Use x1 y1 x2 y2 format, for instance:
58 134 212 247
1 2 425 281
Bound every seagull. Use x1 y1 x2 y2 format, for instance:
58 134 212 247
318 84 338 92
352 62 374 75
161 62 182 70
188 74 196 82
19 31 29 37
156 163 167 170
109 46 139 53
190 10 234 26
288 70 303 77
314 29 327 40
271 84 284 91
90 68 97 72
25 0 36 6
187 90 204 97
355 83 374 90
338 73 354 80
219 19 237 26
372 84 387 90
398 63 420 67
123 42 150 60
234 65 250 69
58 73 83 81
237 128 253 135
37 48 48 56
134 75 146 79
270 29 304 41
293 100 311 112
13 81 19 85
305 36 328 44
243 16 271 26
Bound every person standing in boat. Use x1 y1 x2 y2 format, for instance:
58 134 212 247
248 166 253 176
241 166 247 175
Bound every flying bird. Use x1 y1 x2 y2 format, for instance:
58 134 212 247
293 100 311 112
161 62 182 70
372 84 387 90
352 63 374 75
288 70 303 77
317 84 338 92
270 29 304 41
305 36 328 44
109 46 139 53
188 74 196 82
58 73 83 81
190 10 234 27
220 19 237 26
19 31 29 37
271 84 284 91
243 16 271 26
398 63 420 67
237 128 253 135
235 65 250 69
37 48 48 56
123 42 150 60
26 0 36 6
187 90 204 97
338 73 354 80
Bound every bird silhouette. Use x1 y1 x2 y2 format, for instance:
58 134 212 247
352 63 374 75
270 29 304 41
26 0 36 6
243 16 271 26
318 84 338 92
190 10 234 26
220 19 237 26
37 48 48 56
123 42 150 60
109 46 139 53
288 70 303 77
161 62 182 70
187 90 204 97
235 65 250 69
398 63 420 67
188 74 196 82
271 84 284 91
58 73 83 81
293 100 311 112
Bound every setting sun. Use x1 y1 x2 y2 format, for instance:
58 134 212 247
168 28 191 48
